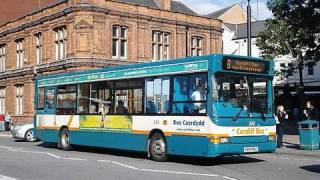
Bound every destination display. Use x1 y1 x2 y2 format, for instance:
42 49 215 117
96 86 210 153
222 58 268 73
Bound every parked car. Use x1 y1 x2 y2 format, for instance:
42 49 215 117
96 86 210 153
11 123 38 142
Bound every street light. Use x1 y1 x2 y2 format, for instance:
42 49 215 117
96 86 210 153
247 0 251 57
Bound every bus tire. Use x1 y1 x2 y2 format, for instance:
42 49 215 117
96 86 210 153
149 133 168 162
59 128 72 151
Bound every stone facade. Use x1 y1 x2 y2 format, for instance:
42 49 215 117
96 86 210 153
0 0 222 124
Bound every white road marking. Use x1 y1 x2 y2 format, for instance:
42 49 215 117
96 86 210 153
0 175 17 180
62 157 88 161
4 147 61 159
97 159 111 163
8 148 23 151
222 176 239 180
140 168 219 177
99 160 228 178
1 146 237 180
111 161 138 170
45 152 61 159
9 150 46 154
0 134 11 137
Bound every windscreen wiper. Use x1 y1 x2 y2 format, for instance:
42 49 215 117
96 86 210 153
233 105 247 121
260 112 266 121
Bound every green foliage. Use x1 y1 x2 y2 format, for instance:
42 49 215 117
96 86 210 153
257 0 320 76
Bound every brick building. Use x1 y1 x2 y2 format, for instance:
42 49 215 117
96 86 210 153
0 0 222 124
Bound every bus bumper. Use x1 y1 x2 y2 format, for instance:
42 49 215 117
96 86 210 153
207 141 277 157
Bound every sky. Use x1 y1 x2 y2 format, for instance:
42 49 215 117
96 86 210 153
176 0 273 20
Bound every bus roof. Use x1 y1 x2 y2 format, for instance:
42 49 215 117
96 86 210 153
36 54 272 87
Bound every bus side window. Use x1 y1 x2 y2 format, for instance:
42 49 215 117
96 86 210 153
37 87 45 110
90 81 112 114
115 79 143 115
173 74 207 114
77 83 89 114
145 77 170 114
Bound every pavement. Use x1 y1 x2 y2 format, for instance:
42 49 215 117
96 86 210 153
275 121 320 158
1 124 319 158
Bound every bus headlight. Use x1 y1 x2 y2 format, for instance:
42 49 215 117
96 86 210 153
210 137 229 144
268 135 276 141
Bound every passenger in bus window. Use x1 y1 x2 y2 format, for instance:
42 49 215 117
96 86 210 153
191 83 206 113
90 104 97 114
116 101 128 114
146 101 157 114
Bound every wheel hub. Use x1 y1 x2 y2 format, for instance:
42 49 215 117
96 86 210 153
154 139 165 155
61 134 69 147
26 131 35 141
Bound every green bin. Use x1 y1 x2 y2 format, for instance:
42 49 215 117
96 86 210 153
298 120 319 150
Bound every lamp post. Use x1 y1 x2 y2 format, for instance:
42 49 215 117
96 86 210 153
247 0 251 57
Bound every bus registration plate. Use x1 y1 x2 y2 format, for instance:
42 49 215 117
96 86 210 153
244 147 259 153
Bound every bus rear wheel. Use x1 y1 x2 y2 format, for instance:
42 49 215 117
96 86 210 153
149 133 168 162
59 128 72 151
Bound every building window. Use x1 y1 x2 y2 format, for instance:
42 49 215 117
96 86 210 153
191 36 203 56
16 85 23 115
55 27 67 60
0 87 5 114
152 31 170 61
0 45 5 71
35 33 42 64
16 39 24 68
308 64 314 76
112 26 128 59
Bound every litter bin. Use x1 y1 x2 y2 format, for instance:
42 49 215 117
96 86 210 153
298 120 319 150
0 114 5 132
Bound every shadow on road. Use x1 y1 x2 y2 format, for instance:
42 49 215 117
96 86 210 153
37 142 264 166
300 165 320 173
169 155 264 166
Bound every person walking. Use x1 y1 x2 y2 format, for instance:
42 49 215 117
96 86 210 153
276 105 288 148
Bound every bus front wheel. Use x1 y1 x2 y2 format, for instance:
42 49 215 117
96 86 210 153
149 133 168 162
59 128 72 151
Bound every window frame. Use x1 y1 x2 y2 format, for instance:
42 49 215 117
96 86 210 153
0 87 5 114
152 31 170 61
54 26 67 60
112 25 128 59
15 85 23 115
16 39 24 68
56 84 77 115
172 73 208 115
308 64 314 76
37 87 45 110
191 36 203 57
35 33 42 65
0 45 5 71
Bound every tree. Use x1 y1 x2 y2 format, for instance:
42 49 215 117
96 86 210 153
256 0 320 108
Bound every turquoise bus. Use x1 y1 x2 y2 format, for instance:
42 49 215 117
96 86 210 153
34 54 276 161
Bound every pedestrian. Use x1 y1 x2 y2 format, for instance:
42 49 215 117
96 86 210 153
276 105 288 148
303 101 319 121
4 112 11 131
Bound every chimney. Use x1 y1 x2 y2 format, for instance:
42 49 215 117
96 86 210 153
155 0 171 11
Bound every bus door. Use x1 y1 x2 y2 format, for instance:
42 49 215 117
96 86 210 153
44 87 56 114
